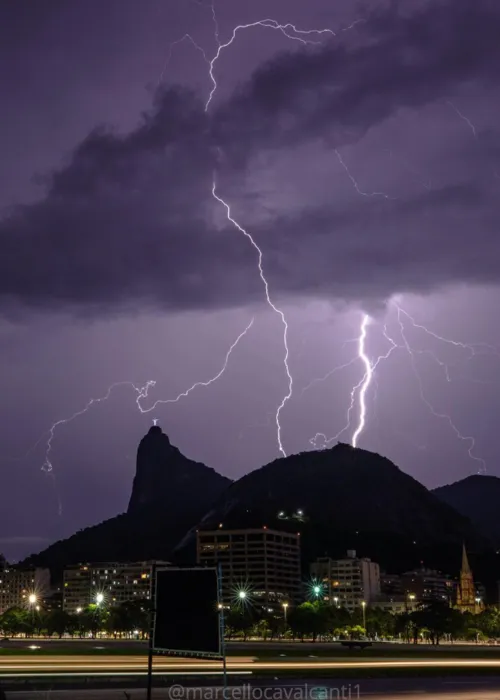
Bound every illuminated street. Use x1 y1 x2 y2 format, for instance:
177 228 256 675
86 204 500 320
3 653 500 676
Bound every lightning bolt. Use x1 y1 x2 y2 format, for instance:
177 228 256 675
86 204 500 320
37 319 253 486
212 182 291 457
446 100 478 140
42 381 155 474
200 3 366 112
334 149 395 200
300 356 359 396
137 317 254 413
205 20 336 111
394 303 487 474
310 302 490 473
351 315 373 447
308 313 398 450
158 34 210 86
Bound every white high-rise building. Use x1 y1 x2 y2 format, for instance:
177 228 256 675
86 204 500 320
310 550 380 611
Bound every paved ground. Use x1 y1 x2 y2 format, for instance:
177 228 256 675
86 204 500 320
2 640 500 655
4 678 500 699
3 653 500 675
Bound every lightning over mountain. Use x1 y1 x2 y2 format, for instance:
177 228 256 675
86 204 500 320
306 303 491 474
37 318 254 482
212 183 291 457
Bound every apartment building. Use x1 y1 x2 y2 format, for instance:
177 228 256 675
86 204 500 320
0 566 50 614
310 550 380 611
62 561 169 612
197 527 301 604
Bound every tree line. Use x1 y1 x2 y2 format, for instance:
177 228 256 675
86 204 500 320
227 601 500 644
0 600 149 639
2 599 500 644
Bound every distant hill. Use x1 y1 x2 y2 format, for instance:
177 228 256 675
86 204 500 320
433 474 500 545
179 443 485 575
23 426 231 576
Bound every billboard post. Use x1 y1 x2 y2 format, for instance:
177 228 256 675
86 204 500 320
146 560 157 700
147 566 224 699
218 563 227 692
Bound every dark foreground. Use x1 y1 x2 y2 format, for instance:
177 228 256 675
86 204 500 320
4 677 500 699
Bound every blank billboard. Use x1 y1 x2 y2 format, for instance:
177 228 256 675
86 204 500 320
153 567 221 656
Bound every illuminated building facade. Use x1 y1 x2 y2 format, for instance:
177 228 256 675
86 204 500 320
310 550 380 611
62 561 169 612
0 566 50 614
197 527 301 604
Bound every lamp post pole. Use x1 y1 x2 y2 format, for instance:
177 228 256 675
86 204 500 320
282 602 289 630
146 561 156 700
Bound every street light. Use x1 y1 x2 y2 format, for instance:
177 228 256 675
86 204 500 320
238 590 246 600
96 593 104 605
282 602 289 626
76 607 82 614
361 601 366 631
333 597 339 608
28 594 37 605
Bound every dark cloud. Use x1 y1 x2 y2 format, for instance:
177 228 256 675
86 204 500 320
1 0 500 315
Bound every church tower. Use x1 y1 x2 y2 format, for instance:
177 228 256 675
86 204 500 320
456 544 483 613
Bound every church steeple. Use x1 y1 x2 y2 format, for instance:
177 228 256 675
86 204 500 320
456 543 483 613
461 542 471 575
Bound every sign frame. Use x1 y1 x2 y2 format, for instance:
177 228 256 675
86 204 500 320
152 565 223 659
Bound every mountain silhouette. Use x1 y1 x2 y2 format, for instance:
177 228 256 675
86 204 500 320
179 443 483 574
433 474 500 546
23 427 230 573
23 435 494 587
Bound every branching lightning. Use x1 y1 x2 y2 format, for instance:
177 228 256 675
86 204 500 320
334 149 395 199
27 4 369 496
307 303 491 475
158 34 210 86
205 20 337 111
136 317 254 413
42 381 154 474
25 4 495 500
394 303 487 474
212 182 291 456
200 5 367 455
37 318 253 484
300 356 359 396
308 313 398 450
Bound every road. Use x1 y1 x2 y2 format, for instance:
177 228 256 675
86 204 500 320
4 678 500 699
3 654 500 676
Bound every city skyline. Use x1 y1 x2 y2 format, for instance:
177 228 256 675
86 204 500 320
1 0 500 559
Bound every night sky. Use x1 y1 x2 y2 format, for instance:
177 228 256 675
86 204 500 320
1 0 500 561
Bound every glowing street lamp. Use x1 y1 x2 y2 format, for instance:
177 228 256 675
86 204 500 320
28 594 37 605
333 596 339 608
76 607 82 614
238 590 247 600
361 601 366 631
282 601 289 625
311 583 322 602
95 593 104 605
